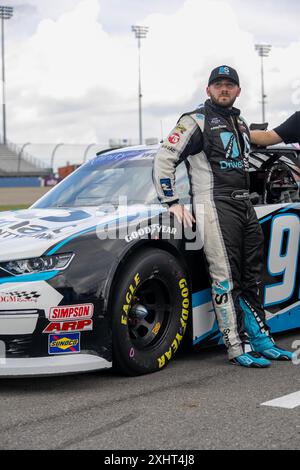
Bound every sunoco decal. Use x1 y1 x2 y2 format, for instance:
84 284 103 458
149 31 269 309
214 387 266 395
48 333 80 354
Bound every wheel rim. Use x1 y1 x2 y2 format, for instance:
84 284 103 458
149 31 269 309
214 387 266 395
128 278 172 350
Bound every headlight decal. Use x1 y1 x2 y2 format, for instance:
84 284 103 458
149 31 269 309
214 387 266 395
0 271 59 284
0 253 74 277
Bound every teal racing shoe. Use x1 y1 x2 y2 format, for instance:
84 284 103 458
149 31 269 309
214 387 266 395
260 346 293 361
230 352 271 368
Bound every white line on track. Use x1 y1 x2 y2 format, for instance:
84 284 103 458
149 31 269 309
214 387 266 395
261 391 300 409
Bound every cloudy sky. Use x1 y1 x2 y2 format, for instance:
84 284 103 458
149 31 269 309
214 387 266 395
3 0 300 165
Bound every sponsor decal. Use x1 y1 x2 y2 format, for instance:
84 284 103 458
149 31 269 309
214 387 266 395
157 278 189 368
175 123 187 134
129 347 135 358
210 117 222 126
49 303 94 320
220 160 243 170
212 280 231 341
48 333 80 354
0 281 64 316
210 125 228 131
220 132 239 159
162 144 176 154
43 319 93 334
219 66 230 75
160 178 173 197
196 113 204 120
223 328 231 348
125 224 177 243
215 293 228 305
213 280 230 295
168 132 180 144
152 322 161 336
121 273 141 326
0 291 40 303
0 218 78 240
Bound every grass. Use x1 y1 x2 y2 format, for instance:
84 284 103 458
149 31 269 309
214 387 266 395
0 204 29 211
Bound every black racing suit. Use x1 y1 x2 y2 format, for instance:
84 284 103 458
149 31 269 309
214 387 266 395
154 99 274 359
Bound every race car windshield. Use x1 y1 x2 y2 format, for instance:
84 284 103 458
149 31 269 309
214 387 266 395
33 150 159 208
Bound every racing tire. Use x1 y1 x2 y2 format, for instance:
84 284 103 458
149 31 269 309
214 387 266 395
111 248 191 376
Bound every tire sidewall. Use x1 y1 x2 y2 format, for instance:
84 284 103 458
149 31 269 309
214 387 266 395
112 248 190 375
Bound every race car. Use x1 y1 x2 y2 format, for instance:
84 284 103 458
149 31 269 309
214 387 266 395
0 144 299 377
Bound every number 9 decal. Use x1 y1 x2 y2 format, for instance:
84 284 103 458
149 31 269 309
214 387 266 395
264 214 300 306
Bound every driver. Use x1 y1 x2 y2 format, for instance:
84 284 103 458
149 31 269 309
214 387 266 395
154 65 293 368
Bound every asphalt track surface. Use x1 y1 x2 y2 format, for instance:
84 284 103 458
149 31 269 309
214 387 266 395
0 330 299 450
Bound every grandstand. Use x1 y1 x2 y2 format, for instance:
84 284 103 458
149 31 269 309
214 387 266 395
0 140 51 176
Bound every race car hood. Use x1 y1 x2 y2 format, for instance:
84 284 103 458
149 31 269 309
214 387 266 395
0 205 161 262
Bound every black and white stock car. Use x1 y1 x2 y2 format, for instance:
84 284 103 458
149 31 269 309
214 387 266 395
0 144 300 377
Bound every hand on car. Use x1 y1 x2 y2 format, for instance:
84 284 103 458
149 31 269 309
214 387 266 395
169 204 195 228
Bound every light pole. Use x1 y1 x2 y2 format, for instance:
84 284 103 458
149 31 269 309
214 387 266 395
0 5 13 145
131 25 149 145
255 44 272 123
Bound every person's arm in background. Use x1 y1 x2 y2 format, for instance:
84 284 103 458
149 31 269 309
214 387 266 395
153 114 202 227
250 112 300 146
250 129 282 146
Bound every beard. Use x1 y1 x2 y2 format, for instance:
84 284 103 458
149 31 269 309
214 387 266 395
210 94 236 108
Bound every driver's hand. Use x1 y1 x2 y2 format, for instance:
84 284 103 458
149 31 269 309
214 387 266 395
169 204 195 228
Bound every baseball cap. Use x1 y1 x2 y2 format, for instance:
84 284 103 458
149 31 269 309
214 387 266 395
208 65 240 86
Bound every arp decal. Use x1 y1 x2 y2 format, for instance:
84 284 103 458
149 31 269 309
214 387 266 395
43 320 93 334
48 333 80 354
49 304 94 320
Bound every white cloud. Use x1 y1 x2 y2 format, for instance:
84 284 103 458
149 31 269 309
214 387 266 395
4 0 300 167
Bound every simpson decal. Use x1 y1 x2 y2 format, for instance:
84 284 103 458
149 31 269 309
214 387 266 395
49 304 94 320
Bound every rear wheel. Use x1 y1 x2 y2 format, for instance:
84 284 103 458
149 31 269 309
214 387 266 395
111 248 190 376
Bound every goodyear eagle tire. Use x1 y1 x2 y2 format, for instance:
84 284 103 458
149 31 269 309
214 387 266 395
112 248 190 376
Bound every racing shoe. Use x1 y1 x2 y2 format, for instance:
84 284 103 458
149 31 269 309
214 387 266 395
260 346 293 361
230 352 271 368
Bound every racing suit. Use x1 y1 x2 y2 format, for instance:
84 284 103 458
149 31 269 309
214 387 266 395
154 99 274 359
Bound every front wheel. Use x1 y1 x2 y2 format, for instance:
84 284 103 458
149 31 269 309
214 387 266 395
111 248 191 376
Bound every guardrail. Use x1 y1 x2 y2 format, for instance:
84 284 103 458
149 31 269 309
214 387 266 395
0 136 49 170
